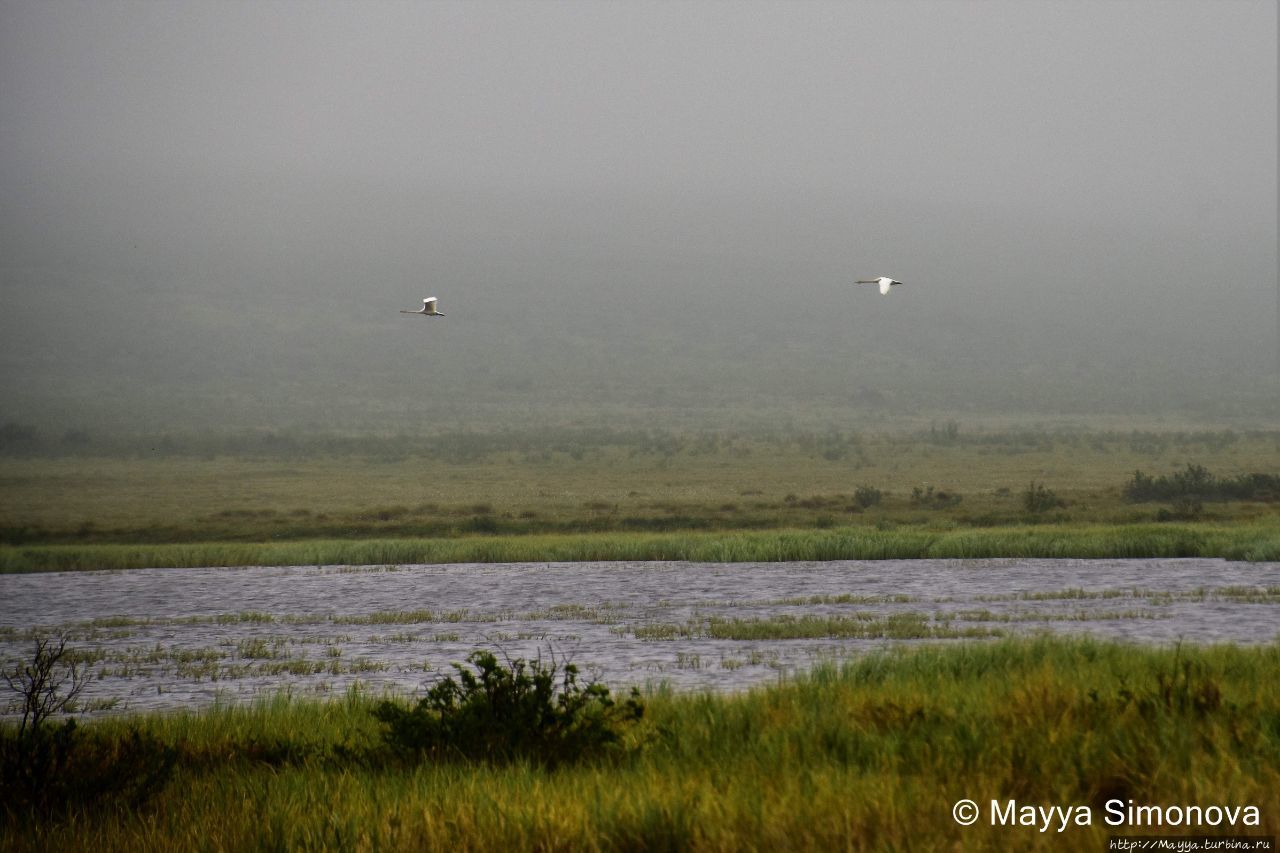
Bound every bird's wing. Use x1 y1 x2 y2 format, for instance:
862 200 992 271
880 279 891 295
424 297 438 311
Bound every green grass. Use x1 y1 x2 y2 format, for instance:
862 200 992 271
0 429 1276 570
2 520 1277 572
635 612 1005 640
4 636 1278 850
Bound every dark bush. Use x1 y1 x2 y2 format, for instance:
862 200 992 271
910 485 961 509
2 636 175 820
372 650 644 767
1124 465 1280 503
1022 481 1064 513
853 485 882 509
0 723 176 820
460 515 503 534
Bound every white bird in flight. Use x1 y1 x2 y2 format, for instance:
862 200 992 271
856 276 902 295
400 297 445 316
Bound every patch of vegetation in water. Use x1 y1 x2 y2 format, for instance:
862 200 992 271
635 612 1004 641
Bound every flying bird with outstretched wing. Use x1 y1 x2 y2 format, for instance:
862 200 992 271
855 277 902 295
400 297 445 316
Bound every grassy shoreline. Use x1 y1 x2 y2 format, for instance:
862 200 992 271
4 636 1278 850
2 521 1278 573
4 430 1276 571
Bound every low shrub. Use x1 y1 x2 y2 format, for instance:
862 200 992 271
853 485 882 509
1022 481 1064 513
1125 465 1280 503
372 650 644 766
910 485 961 509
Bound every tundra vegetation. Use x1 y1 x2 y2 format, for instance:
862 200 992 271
2 425 1277 848
1 424 1277 570
1 635 1277 850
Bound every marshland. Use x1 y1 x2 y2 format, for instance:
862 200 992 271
4 637 1279 850
3 426 1279 848
3 425 1278 570
3 555 1280 708
3 0 1278 849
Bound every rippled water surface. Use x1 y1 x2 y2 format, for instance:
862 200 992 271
2 558 1278 716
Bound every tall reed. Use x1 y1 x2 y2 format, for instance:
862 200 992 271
3 522 1276 572
5 637 1278 850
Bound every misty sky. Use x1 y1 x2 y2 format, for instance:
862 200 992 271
1 0 1276 429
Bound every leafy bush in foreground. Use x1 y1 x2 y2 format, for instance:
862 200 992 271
372 650 644 766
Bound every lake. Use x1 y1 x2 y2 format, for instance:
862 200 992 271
2 558 1278 716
